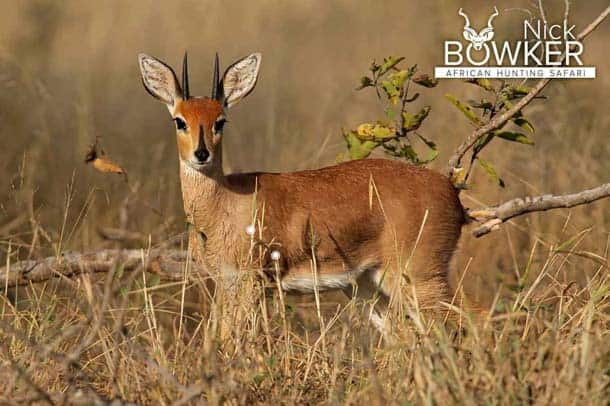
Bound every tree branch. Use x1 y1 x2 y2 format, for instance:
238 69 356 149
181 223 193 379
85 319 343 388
1 249 197 288
467 183 610 237
444 5 610 178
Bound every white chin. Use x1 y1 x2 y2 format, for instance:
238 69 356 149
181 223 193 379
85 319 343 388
184 160 210 171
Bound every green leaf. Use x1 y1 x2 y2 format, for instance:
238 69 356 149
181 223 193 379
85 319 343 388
357 141 379 159
402 106 431 132
344 130 360 146
378 56 405 76
381 80 400 104
445 94 483 126
344 131 378 160
468 99 493 110
406 64 418 79
501 85 530 101
390 70 409 93
513 85 531 96
384 140 436 165
381 69 410 104
416 132 437 150
400 144 419 162
465 78 495 92
498 92 515 109
513 117 535 133
356 123 395 141
421 148 439 163
412 74 438 88
473 132 494 154
406 93 420 102
496 131 535 145
372 124 394 140
356 76 373 90
381 142 399 157
477 158 505 187
415 133 438 163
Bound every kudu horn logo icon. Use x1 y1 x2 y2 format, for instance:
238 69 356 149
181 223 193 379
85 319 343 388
458 6 499 50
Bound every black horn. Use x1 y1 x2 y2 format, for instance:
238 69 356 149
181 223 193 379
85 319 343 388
182 52 190 100
211 53 221 100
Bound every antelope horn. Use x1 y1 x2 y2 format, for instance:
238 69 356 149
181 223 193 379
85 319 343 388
211 52 221 101
182 52 190 100
458 8 471 29
487 6 499 28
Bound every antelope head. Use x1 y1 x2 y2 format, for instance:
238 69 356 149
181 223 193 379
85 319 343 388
138 52 261 172
458 7 499 50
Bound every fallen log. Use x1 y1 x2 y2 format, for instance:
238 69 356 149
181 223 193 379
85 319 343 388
0 249 196 288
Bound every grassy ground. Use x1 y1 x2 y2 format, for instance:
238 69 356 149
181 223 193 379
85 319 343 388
1 0 609 404
1 240 608 404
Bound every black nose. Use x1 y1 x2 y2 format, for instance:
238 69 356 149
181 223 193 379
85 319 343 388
194 148 209 162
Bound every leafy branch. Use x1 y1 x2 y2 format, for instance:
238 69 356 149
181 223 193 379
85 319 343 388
339 56 439 165
339 5 610 239
444 5 610 185
445 79 539 188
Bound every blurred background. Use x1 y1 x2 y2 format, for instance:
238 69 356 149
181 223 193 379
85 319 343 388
0 0 608 305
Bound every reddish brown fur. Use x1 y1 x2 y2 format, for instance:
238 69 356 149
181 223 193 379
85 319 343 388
174 98 224 162
180 152 465 314
143 57 470 335
246 159 464 308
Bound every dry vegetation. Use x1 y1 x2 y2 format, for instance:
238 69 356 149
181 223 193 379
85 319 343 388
0 0 609 404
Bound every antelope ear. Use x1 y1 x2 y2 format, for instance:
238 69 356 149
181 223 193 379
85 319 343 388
222 53 261 109
138 54 182 107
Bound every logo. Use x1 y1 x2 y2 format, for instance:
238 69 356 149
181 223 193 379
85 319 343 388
434 6 595 79
458 7 499 51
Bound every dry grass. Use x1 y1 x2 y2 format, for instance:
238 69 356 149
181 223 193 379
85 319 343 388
1 239 609 404
1 0 609 404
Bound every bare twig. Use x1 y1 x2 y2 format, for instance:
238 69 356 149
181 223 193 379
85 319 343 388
563 0 571 24
537 0 562 55
0 249 198 288
445 5 610 178
537 0 549 27
467 183 610 237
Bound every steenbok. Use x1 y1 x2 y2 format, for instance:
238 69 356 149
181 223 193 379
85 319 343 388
138 52 466 336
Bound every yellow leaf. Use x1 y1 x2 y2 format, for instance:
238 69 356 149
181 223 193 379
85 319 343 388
357 123 374 138
92 157 126 175
85 140 128 180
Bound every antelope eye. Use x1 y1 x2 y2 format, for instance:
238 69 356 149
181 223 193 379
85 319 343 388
214 118 226 134
174 117 187 131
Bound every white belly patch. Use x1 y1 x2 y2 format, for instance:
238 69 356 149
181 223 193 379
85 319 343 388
280 274 351 292
280 269 366 293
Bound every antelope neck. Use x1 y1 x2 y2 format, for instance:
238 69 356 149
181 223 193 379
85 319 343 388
179 159 229 231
